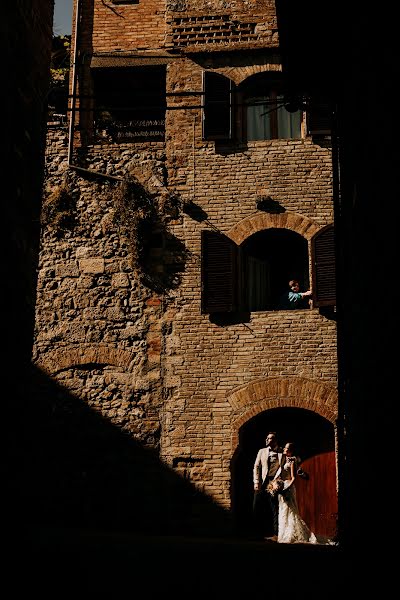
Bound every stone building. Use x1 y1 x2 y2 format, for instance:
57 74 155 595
34 0 339 538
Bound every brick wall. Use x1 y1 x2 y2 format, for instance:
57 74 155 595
161 57 336 508
74 0 279 55
75 0 167 52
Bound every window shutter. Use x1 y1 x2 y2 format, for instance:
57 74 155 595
308 99 332 135
203 72 233 140
312 225 336 306
201 230 239 313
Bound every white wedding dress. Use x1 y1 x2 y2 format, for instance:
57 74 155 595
277 460 319 544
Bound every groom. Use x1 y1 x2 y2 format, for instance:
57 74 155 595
252 431 285 540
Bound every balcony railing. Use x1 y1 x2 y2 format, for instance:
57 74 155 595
94 116 165 143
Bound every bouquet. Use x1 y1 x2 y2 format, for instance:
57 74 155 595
266 477 284 497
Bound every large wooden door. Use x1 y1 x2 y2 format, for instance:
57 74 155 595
295 450 337 538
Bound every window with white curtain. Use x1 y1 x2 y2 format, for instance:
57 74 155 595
203 71 304 143
244 88 302 141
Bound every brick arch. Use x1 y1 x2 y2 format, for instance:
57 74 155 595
228 377 338 453
35 344 136 375
220 64 282 86
227 211 321 245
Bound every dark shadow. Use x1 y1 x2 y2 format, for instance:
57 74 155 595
12 369 344 595
73 0 95 146
141 226 190 292
275 0 342 98
182 201 208 222
209 311 251 325
110 175 190 292
310 136 333 150
230 407 334 539
319 306 337 321
16 365 231 539
101 0 135 15
191 49 282 72
214 140 249 155
256 197 286 213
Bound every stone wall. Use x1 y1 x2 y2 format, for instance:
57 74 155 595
37 133 167 447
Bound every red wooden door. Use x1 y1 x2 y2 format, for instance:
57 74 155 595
295 450 338 538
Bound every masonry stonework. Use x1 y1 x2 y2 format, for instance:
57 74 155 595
34 0 338 534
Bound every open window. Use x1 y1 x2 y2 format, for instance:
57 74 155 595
242 229 310 310
239 73 303 141
201 228 310 313
203 71 304 143
92 66 166 142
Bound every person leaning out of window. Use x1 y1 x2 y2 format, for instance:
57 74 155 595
279 279 312 310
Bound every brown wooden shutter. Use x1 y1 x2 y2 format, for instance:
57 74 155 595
312 225 336 306
308 98 332 135
203 72 233 140
201 230 240 313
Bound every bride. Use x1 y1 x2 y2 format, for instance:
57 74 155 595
277 442 334 544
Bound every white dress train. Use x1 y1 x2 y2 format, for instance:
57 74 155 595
277 479 318 544
278 460 335 545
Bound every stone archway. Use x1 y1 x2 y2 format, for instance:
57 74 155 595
227 211 322 246
227 377 338 538
221 63 282 85
227 376 337 453
226 212 325 310
33 344 145 437
35 344 137 376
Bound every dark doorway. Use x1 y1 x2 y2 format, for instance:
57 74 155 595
230 407 336 538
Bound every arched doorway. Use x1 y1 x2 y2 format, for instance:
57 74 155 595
231 407 337 539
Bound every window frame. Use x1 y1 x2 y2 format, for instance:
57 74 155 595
242 85 303 142
202 70 306 143
92 65 167 143
202 71 234 141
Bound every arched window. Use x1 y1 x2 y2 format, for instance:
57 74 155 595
202 71 332 144
242 229 310 311
201 228 310 313
202 71 304 142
